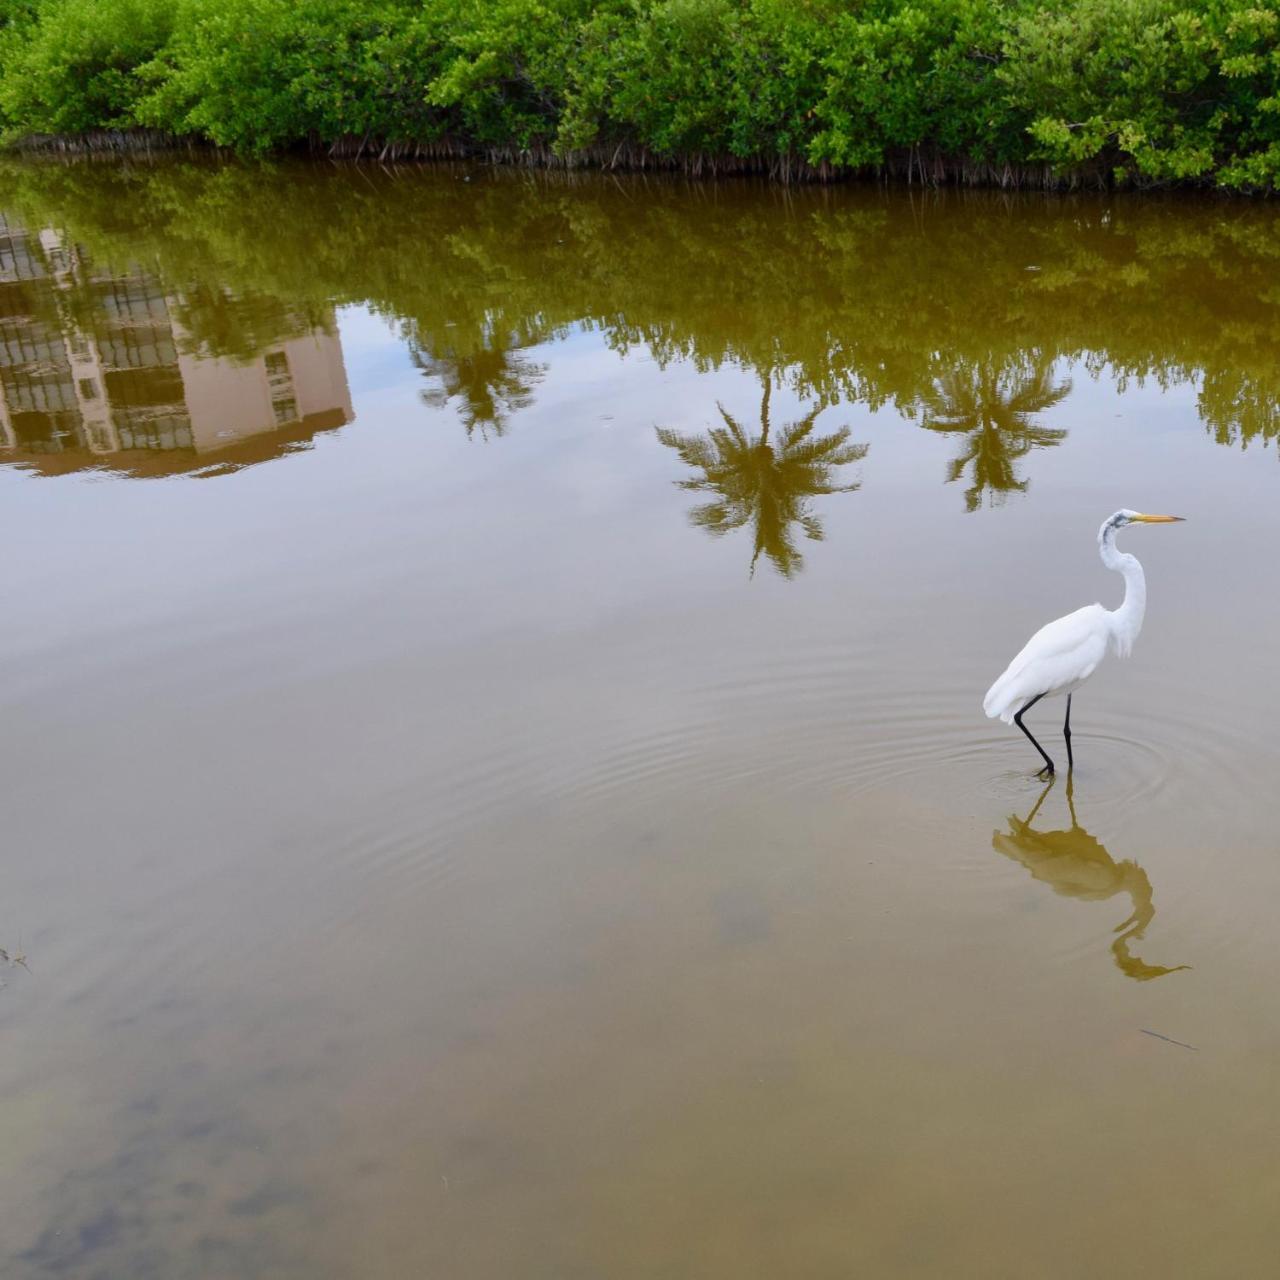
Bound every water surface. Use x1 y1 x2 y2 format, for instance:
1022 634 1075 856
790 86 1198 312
2 161 1280 1279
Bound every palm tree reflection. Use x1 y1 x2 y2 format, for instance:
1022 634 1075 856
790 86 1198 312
918 356 1070 512
656 379 867 578
414 333 546 441
993 778 1188 982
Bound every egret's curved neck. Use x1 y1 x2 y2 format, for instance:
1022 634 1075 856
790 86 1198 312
1099 523 1145 656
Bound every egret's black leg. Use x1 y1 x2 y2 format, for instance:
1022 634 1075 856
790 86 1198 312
1013 692 1055 776
1063 694 1074 772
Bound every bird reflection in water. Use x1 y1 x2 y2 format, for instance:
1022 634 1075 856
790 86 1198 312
993 778 1188 981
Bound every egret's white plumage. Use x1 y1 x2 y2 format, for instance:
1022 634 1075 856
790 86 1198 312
983 603 1111 724
984 509 1184 771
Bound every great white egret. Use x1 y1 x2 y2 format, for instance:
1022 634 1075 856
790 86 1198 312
984 510 1185 774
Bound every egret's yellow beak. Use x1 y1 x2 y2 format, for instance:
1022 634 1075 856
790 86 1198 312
1133 513 1185 523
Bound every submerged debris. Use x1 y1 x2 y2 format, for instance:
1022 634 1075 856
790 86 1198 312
1140 1028 1198 1052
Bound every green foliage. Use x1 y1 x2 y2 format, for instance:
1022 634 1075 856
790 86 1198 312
0 0 173 134
1000 0 1219 180
561 0 744 156
1203 0 1280 187
132 0 433 153
0 0 40 30
999 0 1280 184
810 0 1018 168
422 0 609 149
1 0 1279 188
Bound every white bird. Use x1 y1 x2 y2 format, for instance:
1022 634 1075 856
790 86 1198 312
984 510 1185 775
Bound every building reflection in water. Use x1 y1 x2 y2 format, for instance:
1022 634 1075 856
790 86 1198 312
0 214 352 477
993 778 1189 982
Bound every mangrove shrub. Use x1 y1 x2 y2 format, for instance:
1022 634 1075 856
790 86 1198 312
1 0 1278 187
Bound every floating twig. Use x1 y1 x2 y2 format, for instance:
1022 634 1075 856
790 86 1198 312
1140 1028 1198 1051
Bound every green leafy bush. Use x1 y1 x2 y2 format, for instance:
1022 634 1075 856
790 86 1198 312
809 0 1017 169
132 0 434 153
0 0 173 134
1 0 1279 188
422 0 608 150
0 0 40 30
1000 0 1280 185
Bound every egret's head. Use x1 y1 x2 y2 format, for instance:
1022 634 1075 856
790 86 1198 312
1107 509 1186 531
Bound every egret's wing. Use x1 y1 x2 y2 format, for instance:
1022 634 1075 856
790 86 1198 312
983 605 1109 722
1004 606 1108 673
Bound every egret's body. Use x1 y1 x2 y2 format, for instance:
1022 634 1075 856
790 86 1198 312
984 510 1184 774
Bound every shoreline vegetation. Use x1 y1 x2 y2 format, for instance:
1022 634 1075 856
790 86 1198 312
5 129 1093 190
1 0 1278 191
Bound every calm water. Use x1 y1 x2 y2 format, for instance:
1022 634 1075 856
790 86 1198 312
2 160 1280 1278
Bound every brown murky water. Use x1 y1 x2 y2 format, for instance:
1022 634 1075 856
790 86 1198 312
2 160 1279 1278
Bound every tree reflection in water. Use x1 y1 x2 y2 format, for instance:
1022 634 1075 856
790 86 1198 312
5 163 1280 478
657 378 867 578
413 331 547 441
918 355 1070 512
1200 365 1280 454
993 778 1188 982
